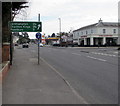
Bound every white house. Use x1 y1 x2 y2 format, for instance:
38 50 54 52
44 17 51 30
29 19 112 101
73 19 118 46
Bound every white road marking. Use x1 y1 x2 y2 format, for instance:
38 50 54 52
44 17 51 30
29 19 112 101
72 53 81 56
87 56 107 62
72 53 107 62
30 50 36 53
91 52 117 57
114 52 118 54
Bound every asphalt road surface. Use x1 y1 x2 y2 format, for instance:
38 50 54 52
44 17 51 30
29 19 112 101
30 44 118 104
9 44 118 104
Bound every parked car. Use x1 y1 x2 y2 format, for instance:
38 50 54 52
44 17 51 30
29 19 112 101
14 43 18 46
52 40 60 46
22 43 29 48
39 43 43 47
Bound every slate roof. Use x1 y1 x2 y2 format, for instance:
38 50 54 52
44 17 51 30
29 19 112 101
100 22 118 27
73 22 118 32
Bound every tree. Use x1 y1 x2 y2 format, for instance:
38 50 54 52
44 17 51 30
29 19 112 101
12 2 28 20
2 2 11 42
2 2 29 64
2 2 28 43
48 35 51 37
59 32 68 36
51 33 55 37
17 32 30 44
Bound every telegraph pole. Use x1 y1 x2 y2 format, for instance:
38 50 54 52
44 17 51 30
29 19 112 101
10 2 13 65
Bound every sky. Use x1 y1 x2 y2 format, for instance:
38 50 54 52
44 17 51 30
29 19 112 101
14 0 119 39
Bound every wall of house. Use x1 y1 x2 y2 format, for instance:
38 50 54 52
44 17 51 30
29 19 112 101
97 27 118 35
73 25 118 46
73 27 97 45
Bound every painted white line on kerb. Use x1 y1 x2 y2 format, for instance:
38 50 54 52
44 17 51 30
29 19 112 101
72 53 81 56
87 56 107 62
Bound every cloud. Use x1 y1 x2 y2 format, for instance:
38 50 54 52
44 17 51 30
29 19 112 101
14 0 119 38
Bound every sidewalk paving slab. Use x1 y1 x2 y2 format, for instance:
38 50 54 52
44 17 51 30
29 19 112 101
2 46 85 104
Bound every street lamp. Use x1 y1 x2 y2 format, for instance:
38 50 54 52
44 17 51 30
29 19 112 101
58 18 61 46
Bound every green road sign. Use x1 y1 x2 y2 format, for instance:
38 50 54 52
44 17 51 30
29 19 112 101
10 21 42 32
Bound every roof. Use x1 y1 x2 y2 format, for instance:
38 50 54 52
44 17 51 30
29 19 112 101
100 22 118 27
73 21 118 32
73 23 98 32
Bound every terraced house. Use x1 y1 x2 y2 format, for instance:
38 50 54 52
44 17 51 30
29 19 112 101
73 19 118 46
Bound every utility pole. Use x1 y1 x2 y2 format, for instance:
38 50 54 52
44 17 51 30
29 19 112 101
10 2 13 65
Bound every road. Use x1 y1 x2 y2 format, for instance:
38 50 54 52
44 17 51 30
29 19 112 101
30 44 118 104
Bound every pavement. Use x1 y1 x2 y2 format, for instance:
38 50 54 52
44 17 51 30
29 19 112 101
2 45 85 104
0 83 2 105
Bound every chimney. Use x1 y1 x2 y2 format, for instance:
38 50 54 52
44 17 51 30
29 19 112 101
99 18 103 23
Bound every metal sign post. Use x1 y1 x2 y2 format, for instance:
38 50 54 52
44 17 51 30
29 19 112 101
38 14 40 65
38 38 40 65
9 15 42 65
36 32 41 65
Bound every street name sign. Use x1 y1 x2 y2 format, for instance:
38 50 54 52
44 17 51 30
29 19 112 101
10 21 42 32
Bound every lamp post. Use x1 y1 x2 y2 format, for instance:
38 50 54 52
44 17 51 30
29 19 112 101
58 18 61 46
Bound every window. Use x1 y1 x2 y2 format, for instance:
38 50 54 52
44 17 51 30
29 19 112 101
91 30 93 34
113 29 116 34
103 29 106 34
86 31 88 35
81 32 83 35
